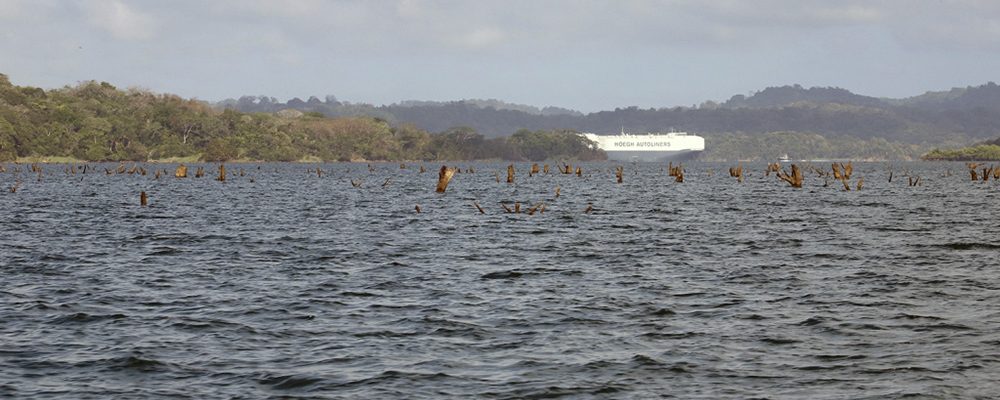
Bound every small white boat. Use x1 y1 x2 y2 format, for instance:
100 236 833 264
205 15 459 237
779 154 791 163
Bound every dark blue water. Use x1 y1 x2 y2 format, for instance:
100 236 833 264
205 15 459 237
2 161 999 399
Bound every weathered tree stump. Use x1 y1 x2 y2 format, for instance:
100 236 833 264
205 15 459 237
778 164 804 188
436 166 456 192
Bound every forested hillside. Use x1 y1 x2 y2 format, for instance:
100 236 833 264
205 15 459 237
6 72 1000 162
0 74 603 162
225 83 1000 141
222 83 1000 160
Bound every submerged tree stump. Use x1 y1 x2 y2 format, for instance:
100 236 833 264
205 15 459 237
528 202 545 215
507 164 515 183
778 164 804 188
175 164 187 178
729 164 744 182
668 163 684 181
436 166 456 193
216 164 226 182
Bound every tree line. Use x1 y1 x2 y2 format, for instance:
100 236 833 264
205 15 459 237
9 72 1000 162
227 83 1000 145
221 83 1000 160
922 145 1000 161
921 136 1000 161
0 74 603 162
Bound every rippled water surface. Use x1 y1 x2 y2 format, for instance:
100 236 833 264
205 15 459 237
2 161 999 399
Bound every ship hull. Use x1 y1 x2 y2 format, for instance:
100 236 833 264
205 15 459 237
604 149 702 162
580 131 705 162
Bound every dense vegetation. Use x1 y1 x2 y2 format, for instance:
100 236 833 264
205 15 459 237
8 71 1000 162
922 144 1000 161
0 74 603 162
701 132 926 161
920 135 1000 161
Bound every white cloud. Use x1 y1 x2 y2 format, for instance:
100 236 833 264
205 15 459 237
6 0 1000 110
880 0 1000 50
687 0 882 26
83 0 156 41
236 0 325 18
395 0 424 18
454 27 506 49
0 0 61 22
0 0 25 20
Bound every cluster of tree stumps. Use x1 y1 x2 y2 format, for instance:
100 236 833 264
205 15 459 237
4 161 999 212
967 162 1000 182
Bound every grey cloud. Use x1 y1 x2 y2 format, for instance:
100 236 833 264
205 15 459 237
81 0 157 40
3 0 1000 111
67 1 995 55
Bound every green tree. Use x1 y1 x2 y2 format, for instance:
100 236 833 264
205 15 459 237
202 137 237 161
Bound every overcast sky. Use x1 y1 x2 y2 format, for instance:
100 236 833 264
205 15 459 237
2 0 999 111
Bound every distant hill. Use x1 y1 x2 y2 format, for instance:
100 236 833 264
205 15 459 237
8 71 1000 161
0 73 604 162
719 82 1000 111
217 82 1000 145
895 81 1000 110
720 84 887 109
393 99 583 117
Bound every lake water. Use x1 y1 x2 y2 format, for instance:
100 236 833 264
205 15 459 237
2 161 998 399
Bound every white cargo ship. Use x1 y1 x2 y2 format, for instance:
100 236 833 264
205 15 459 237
581 129 705 162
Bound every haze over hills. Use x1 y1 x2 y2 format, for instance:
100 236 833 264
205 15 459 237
219 82 1000 146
